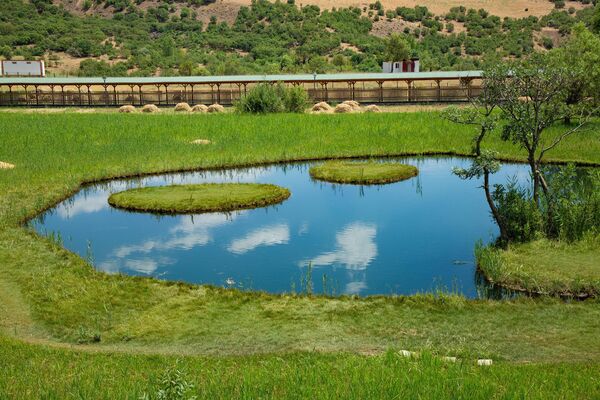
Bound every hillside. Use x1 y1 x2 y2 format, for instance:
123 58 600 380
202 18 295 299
57 0 589 19
0 0 597 76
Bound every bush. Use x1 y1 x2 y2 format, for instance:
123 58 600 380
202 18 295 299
236 83 308 114
283 85 309 113
492 179 544 243
491 166 600 244
543 165 600 241
235 83 285 114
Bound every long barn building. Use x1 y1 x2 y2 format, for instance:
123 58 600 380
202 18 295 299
0 71 482 107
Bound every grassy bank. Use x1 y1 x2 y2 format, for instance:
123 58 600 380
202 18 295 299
1 111 600 397
477 234 600 298
2 336 600 400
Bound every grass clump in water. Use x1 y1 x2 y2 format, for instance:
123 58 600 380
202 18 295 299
309 161 418 185
476 234 600 298
108 183 290 214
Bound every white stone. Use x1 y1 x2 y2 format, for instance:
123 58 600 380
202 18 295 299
477 359 493 366
398 350 413 358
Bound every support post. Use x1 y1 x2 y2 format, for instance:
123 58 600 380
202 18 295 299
103 85 109 106
22 85 28 106
86 85 92 106
155 84 162 105
76 85 82 106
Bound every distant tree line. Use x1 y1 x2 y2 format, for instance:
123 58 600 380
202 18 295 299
0 0 598 77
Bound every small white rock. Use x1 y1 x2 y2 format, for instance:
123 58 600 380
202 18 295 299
398 350 413 358
191 139 212 145
0 161 15 170
477 359 493 366
443 356 457 363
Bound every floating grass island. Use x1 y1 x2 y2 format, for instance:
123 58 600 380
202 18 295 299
477 235 600 298
309 161 419 185
108 183 290 214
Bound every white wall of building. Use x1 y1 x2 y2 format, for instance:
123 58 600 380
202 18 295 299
1 60 46 77
382 59 420 73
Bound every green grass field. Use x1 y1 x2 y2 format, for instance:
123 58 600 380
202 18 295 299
1 111 600 398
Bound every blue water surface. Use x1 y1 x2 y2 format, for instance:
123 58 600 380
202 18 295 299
32 157 531 298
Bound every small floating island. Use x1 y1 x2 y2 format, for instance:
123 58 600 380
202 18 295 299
108 183 290 214
309 161 419 185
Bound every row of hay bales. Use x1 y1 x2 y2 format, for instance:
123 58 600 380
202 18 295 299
311 101 381 114
118 103 225 113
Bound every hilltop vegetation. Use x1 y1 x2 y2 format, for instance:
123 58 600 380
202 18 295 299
0 0 598 76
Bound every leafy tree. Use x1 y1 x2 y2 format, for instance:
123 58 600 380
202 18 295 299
385 33 411 61
548 23 600 122
592 3 600 33
178 60 194 76
486 54 598 216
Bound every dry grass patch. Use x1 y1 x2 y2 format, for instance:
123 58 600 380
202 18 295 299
311 102 333 113
364 105 382 113
334 103 354 113
191 104 208 113
207 104 225 113
342 100 361 111
174 103 192 112
141 104 160 113
0 162 15 170
118 105 136 113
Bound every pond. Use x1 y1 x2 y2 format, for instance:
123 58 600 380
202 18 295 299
31 157 532 298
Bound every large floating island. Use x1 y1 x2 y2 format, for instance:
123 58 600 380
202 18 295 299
108 183 291 214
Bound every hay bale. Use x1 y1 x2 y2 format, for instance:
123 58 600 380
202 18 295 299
191 104 208 113
0 161 15 170
311 102 333 113
141 104 160 113
118 105 136 113
334 103 353 113
174 102 192 112
364 104 382 113
191 139 212 145
342 100 361 111
207 104 225 113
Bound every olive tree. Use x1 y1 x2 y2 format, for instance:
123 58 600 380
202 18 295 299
485 54 597 208
442 75 507 242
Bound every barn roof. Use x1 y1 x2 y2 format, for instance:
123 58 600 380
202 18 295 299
0 71 483 85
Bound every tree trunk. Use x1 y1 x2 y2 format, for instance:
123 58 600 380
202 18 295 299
483 170 507 245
